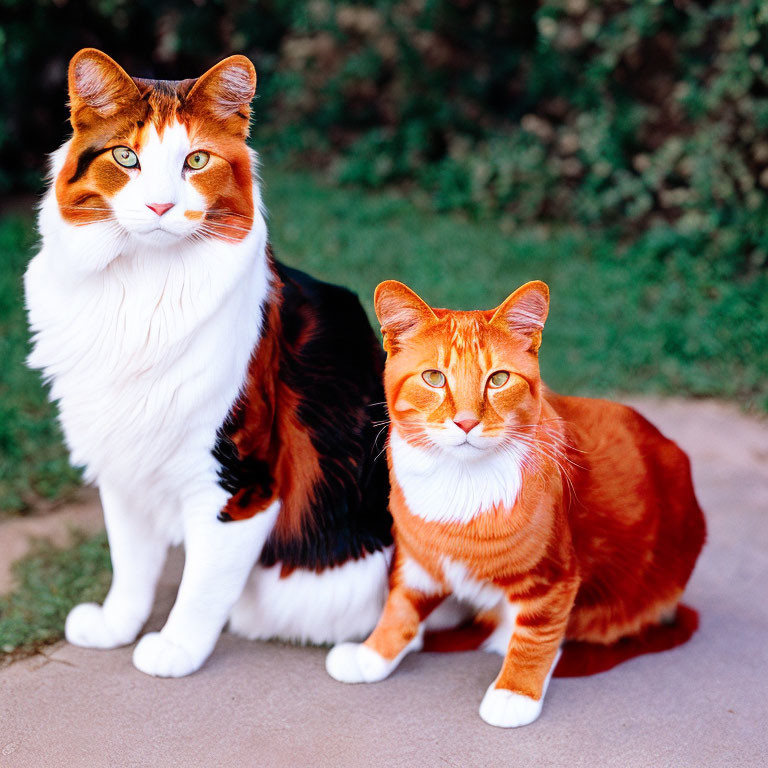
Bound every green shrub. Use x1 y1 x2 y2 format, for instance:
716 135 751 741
258 1 768 273
4 0 768 272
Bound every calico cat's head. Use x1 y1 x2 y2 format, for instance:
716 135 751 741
374 280 550 460
55 48 257 246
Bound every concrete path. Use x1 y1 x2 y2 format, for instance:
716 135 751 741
0 398 766 767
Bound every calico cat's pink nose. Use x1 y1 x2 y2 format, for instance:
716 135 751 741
454 417 480 434
146 202 174 216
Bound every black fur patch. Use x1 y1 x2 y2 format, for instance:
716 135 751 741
212 410 274 520
68 146 103 184
213 258 393 571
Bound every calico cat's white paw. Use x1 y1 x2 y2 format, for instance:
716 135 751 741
326 642 397 683
65 602 137 649
132 632 198 678
479 686 544 728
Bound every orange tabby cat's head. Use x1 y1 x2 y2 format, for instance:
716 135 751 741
374 280 550 459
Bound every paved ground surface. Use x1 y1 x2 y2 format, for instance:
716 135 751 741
1 397 766 768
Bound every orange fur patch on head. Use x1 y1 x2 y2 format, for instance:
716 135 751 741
490 281 550 352
57 49 148 225
374 281 437 354
169 56 257 240
181 135 254 241
185 55 257 133
68 48 141 122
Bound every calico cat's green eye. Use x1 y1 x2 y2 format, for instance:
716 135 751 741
185 151 210 170
488 371 510 388
112 147 139 168
422 370 446 388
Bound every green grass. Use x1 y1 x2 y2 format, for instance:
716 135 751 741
0 216 82 517
1 163 766 520
0 530 110 664
260 165 768 408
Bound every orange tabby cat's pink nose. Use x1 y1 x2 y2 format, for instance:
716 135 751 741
454 417 480 434
146 202 174 216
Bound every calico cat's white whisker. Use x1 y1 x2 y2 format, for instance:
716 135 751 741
206 208 255 219
373 422 391 448
200 222 254 233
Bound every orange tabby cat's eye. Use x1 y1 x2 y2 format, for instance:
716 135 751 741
488 371 510 388
422 370 446 388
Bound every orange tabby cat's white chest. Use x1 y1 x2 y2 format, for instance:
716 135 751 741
389 430 526 525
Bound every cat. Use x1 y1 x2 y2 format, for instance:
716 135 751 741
326 279 706 728
24 48 393 678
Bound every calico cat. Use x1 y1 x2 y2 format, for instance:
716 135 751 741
326 280 706 727
25 48 392 677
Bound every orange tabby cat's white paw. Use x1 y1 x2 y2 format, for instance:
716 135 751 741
327 629 425 684
326 642 396 683
479 686 544 728
479 648 561 728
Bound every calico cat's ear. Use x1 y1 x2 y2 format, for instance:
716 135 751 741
186 55 257 129
68 48 141 119
490 281 550 352
374 281 437 353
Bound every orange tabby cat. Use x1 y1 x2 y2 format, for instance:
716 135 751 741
326 280 706 728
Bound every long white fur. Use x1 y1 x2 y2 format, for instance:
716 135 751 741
229 547 392 645
26 124 388 677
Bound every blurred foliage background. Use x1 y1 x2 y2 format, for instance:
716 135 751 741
4 0 768 248
0 0 766 515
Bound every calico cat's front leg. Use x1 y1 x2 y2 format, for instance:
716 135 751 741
132 489 279 678
327 553 446 683
479 578 578 728
66 483 168 649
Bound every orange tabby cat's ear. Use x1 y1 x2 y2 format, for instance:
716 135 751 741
374 281 437 353
186 55 257 129
490 281 550 352
68 48 141 119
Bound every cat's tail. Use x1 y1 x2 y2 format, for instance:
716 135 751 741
422 604 699 677
554 604 699 677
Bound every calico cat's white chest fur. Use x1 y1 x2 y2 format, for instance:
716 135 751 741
26 148 269 512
